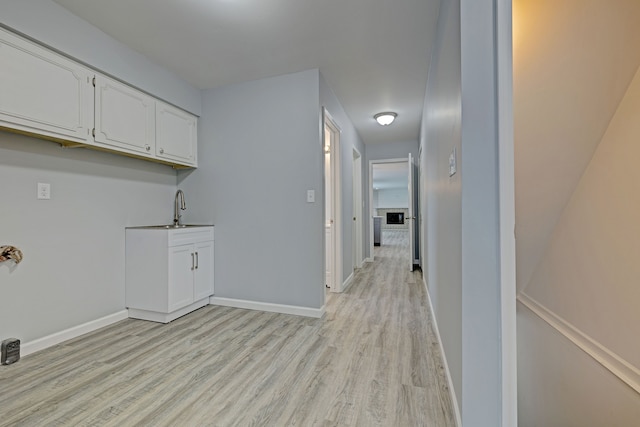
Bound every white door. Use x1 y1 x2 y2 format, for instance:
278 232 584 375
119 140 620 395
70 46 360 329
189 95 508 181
408 153 415 272
168 244 194 312
352 149 362 270
194 240 214 301
94 75 155 156
324 125 333 288
324 109 342 292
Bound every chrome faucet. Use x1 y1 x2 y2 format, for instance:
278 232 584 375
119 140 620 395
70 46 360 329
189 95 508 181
174 189 186 227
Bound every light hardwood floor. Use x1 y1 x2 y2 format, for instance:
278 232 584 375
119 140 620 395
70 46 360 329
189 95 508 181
0 230 455 426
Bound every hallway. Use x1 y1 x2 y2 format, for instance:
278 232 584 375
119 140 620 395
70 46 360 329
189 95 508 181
0 230 455 426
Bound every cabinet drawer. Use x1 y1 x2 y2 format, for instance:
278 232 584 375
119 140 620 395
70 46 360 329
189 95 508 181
168 227 214 247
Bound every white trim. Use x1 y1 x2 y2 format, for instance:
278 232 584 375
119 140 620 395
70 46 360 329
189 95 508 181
323 107 343 293
21 310 129 357
423 275 462 427
210 297 325 318
365 257 374 263
128 299 209 324
518 293 640 395
497 0 518 424
342 271 354 292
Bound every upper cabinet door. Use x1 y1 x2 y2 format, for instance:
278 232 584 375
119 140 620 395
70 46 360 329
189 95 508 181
0 28 92 143
94 75 155 156
155 101 197 167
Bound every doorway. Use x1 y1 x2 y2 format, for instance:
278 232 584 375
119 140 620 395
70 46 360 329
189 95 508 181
369 157 416 271
323 108 343 292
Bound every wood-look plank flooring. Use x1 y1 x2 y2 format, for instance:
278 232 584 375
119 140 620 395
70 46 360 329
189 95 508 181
0 230 455 426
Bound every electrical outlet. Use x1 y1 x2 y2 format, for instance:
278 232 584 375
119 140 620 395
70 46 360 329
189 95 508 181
37 183 51 200
1 338 20 365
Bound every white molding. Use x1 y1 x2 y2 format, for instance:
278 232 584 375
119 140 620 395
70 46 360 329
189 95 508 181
365 257 374 263
423 275 462 427
323 107 343 293
497 0 517 423
518 293 640 395
21 310 129 357
210 297 325 319
128 298 209 324
342 272 354 292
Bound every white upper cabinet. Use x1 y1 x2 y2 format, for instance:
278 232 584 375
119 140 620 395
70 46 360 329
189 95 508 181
93 75 156 156
0 27 92 143
0 27 198 168
155 101 197 166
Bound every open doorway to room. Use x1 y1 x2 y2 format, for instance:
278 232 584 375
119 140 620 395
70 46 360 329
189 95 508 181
369 157 416 271
323 109 343 293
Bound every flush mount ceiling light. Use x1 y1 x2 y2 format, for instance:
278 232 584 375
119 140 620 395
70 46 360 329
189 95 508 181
374 112 397 126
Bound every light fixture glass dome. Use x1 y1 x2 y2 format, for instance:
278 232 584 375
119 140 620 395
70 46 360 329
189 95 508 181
374 112 397 126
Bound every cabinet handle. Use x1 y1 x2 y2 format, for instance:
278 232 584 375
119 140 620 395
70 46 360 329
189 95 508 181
159 148 164 154
145 145 151 152
191 252 195 271
195 251 199 270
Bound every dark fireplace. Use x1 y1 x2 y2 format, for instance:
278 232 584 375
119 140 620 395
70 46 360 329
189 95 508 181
386 212 404 225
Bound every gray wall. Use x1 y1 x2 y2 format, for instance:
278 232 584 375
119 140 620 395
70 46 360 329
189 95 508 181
419 0 463 410
420 0 507 424
0 132 177 342
460 0 503 422
366 140 418 162
0 0 201 115
319 73 367 278
0 2 200 344
178 69 325 309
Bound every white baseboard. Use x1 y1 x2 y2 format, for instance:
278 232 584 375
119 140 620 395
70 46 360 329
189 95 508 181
21 310 129 357
365 257 374 263
209 297 325 318
518 292 640 395
342 272 354 292
423 276 462 427
128 298 209 324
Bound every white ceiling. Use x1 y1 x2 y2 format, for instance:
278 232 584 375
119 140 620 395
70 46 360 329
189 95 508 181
53 0 440 145
372 162 408 190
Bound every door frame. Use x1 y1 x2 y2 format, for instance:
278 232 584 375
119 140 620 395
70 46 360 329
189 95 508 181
408 152 415 272
323 108 343 293
368 157 410 261
352 147 363 270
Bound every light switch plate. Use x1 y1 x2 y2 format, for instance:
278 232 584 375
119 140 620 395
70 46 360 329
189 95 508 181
37 183 51 200
307 190 315 203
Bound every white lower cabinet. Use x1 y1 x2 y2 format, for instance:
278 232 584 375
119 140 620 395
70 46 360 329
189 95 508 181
126 226 214 323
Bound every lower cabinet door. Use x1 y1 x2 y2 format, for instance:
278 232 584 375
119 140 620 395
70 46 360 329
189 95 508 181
193 240 214 301
168 244 194 312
